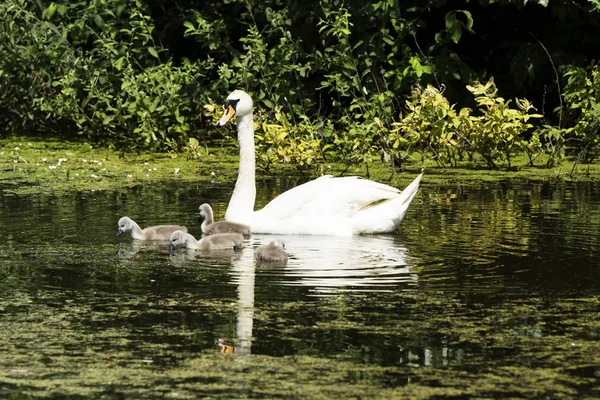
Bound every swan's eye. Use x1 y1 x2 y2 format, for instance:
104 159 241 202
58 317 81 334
224 99 240 110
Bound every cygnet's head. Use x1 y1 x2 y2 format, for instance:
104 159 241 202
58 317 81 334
198 203 212 223
168 230 188 252
216 90 253 127
117 216 134 237
268 239 286 249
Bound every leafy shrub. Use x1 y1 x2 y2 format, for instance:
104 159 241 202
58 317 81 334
561 62 600 163
2 0 596 172
391 78 542 169
393 84 458 167
466 78 542 169
0 0 208 149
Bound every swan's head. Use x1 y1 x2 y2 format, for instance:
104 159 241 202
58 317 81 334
169 230 188 252
216 90 253 127
198 203 212 223
117 216 134 237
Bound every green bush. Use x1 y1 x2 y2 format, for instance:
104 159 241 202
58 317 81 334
1 0 599 172
0 0 208 149
562 62 600 163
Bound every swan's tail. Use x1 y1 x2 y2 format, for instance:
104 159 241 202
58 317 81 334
352 171 424 234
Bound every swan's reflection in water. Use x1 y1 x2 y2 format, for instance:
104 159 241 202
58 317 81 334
118 234 417 294
229 244 256 357
248 234 417 294
225 234 418 357
118 234 417 357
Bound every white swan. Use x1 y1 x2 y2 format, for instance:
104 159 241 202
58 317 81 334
217 90 423 236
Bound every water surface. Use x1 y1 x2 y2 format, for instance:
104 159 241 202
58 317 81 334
1 178 599 398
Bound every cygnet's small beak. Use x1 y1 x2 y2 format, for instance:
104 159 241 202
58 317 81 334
198 213 205 224
116 229 124 237
168 242 176 253
216 105 235 127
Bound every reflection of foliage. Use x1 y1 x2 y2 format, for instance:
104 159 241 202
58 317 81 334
1 180 600 397
1 285 598 398
402 180 600 286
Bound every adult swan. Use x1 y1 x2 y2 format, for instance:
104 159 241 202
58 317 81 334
217 90 423 236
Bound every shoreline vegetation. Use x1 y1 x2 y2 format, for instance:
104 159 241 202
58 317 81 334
1 136 599 197
2 1 600 182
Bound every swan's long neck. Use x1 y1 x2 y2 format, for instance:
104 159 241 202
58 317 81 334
201 208 214 232
130 221 145 240
225 112 256 224
205 208 215 226
184 232 201 249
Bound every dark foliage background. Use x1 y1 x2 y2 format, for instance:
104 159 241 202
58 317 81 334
1 0 599 168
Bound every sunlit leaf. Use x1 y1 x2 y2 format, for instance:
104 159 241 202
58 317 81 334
148 47 159 59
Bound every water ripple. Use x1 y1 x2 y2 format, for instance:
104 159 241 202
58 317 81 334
230 234 418 295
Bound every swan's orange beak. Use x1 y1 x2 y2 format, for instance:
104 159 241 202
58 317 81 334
216 105 236 127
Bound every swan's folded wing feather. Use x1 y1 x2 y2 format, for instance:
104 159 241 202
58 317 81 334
255 175 401 222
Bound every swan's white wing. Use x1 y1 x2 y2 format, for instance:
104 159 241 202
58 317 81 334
248 173 423 235
351 172 423 233
255 175 401 221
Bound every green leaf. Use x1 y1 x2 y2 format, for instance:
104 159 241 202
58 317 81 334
450 25 462 44
445 13 456 30
148 47 159 59
42 3 57 20
114 57 125 71
434 32 444 44
342 60 354 71
175 109 185 124
116 4 126 17
93 14 104 28
102 115 114 125
462 10 474 31
352 40 364 51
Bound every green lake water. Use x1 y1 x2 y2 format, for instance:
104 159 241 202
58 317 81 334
1 177 599 399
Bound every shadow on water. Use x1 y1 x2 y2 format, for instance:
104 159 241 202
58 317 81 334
1 179 600 398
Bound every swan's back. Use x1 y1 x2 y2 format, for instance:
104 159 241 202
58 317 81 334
246 173 423 235
256 175 400 220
